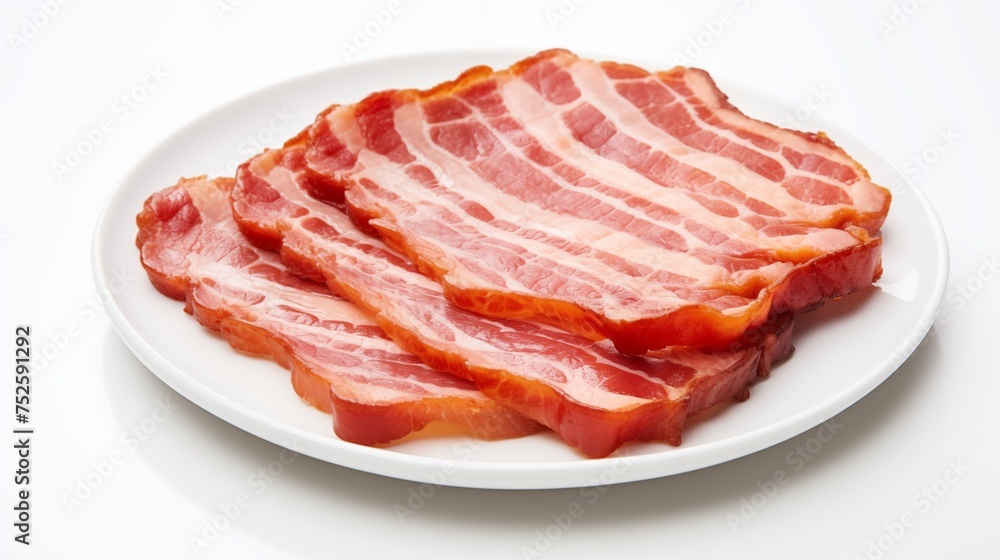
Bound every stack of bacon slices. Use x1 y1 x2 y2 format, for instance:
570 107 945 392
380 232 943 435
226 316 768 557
135 50 890 458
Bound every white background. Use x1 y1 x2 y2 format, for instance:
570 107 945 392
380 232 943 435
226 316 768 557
2 1 998 558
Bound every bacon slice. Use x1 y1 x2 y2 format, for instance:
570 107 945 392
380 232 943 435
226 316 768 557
303 49 887 353
135 176 542 445
231 147 794 457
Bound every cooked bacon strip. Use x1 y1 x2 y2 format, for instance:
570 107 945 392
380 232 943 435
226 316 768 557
231 147 794 457
304 49 887 353
135 176 542 445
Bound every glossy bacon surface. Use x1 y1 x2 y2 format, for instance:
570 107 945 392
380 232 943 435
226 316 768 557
231 148 794 457
136 176 542 445
304 49 887 353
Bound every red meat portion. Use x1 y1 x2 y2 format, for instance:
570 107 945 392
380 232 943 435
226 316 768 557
136 176 543 445
304 49 887 353
231 147 794 457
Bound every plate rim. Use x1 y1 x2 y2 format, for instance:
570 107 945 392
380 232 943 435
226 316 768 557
91 48 949 489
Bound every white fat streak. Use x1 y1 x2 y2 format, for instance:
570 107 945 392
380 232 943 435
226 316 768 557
582 62 813 214
494 78 802 288
260 157 352 230
450 323 673 409
560 61 860 252
495 82 782 293
674 69 887 215
260 159 444 297
500 73 772 252
331 240 664 409
258 152 682 410
195 257 378 327
283 184 665 409
337 109 592 296
326 111 507 289
185 175 482 402
326 106 693 316
193 248 481 403
359 103 708 318
469 81 736 282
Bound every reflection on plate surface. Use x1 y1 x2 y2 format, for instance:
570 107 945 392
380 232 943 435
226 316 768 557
92 50 948 489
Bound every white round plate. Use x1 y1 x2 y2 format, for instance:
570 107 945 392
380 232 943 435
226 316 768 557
93 50 948 490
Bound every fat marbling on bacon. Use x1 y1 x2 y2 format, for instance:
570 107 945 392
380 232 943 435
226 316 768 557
135 176 543 445
303 49 889 354
230 147 794 458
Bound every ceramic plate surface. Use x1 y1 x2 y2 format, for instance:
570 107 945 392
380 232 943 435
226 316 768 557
93 50 948 489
